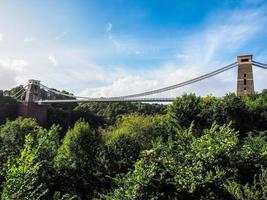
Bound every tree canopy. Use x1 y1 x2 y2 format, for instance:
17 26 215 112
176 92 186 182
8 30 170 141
0 89 267 199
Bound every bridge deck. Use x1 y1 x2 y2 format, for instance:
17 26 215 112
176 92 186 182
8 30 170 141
35 98 176 104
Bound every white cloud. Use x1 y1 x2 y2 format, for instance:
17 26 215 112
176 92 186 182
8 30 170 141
0 4 267 99
78 7 267 98
176 53 187 59
105 22 124 51
78 66 202 98
23 37 36 43
0 33 3 41
0 66 17 90
108 35 123 51
180 9 266 69
55 32 67 40
106 22 112 32
106 22 132 52
0 57 28 89
11 59 28 70
48 55 57 66
0 56 28 71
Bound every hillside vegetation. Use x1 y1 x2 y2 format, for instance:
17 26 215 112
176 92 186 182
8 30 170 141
0 90 267 199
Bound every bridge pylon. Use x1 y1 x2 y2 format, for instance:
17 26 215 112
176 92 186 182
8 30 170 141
25 80 42 102
237 55 254 96
18 80 47 125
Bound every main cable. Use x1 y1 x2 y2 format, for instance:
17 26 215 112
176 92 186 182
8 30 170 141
40 84 117 100
117 62 238 98
39 62 238 100
252 61 267 70
252 60 267 67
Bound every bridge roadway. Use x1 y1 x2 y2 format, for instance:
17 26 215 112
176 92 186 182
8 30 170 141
35 97 176 104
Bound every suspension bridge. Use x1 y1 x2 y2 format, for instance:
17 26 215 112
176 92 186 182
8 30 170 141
8 55 267 124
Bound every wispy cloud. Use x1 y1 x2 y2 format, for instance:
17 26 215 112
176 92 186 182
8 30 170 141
0 56 28 89
176 53 187 59
105 23 142 54
55 32 67 41
179 8 267 68
108 35 123 51
106 22 112 32
48 55 57 66
0 33 3 41
78 66 201 98
0 66 17 90
0 56 28 71
23 37 36 43
105 22 124 51
1 3 267 98
79 6 267 98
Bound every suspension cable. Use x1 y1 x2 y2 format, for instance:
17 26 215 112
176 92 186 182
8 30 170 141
14 90 26 100
252 60 267 67
40 84 76 99
117 62 238 98
252 61 267 70
10 85 28 99
40 62 238 100
40 84 107 100
30 60 267 102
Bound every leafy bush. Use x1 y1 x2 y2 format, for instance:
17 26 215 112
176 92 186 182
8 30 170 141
106 123 238 199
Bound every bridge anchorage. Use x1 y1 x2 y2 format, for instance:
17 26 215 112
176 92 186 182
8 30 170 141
15 54 267 124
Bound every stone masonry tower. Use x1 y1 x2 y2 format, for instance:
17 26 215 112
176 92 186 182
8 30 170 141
237 55 254 96
25 80 42 102
18 80 47 125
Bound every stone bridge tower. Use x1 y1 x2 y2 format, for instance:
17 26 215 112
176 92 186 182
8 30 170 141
237 55 254 96
18 80 47 125
25 80 42 103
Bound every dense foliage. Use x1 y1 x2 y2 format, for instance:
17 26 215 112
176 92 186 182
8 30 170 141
46 102 166 133
0 94 17 125
0 90 267 199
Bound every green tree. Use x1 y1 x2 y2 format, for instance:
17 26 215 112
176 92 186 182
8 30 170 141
230 131 267 189
54 121 100 199
106 123 238 199
242 91 267 132
0 95 17 125
0 118 41 177
1 125 60 200
100 114 166 177
167 94 203 131
75 102 166 125
225 168 267 200
211 93 249 134
3 85 25 100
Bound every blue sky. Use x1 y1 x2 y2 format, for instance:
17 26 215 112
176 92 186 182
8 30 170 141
0 0 267 97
